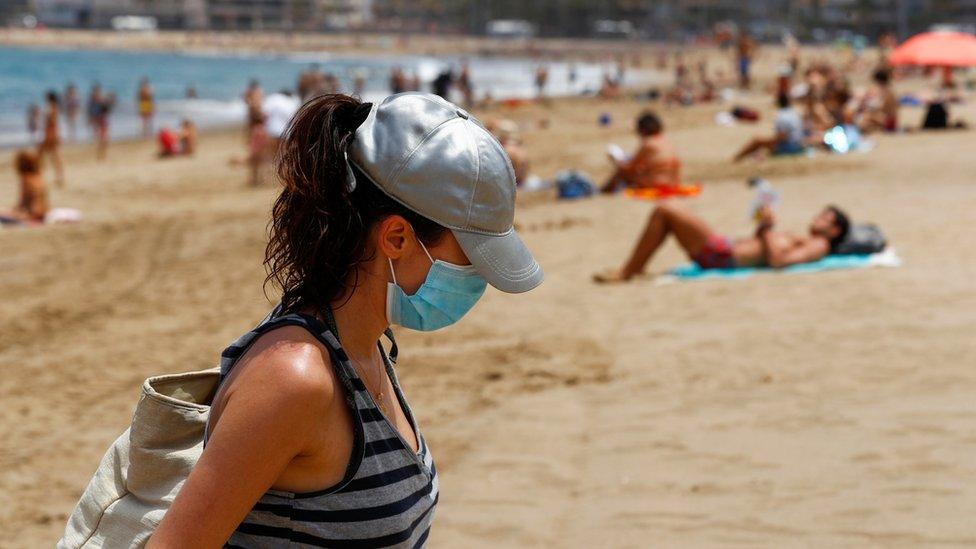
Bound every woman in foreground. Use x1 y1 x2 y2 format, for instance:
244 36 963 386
148 93 542 548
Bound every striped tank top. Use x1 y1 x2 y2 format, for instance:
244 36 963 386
210 311 438 548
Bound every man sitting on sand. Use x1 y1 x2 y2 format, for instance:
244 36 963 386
1 150 48 226
601 111 682 193
593 201 850 283
733 93 807 162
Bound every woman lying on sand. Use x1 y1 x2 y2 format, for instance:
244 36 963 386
0 150 48 226
148 93 543 548
601 111 682 192
594 201 849 283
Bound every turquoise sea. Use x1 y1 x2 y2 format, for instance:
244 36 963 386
0 46 654 148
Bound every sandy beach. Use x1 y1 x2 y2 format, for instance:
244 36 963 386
2 51 976 547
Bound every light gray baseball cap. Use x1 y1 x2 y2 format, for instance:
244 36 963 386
348 92 543 293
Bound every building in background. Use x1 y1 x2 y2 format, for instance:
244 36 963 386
31 0 207 29
9 0 976 40
0 0 32 25
207 0 370 30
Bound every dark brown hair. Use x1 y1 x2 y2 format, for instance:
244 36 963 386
637 111 662 136
826 205 850 252
265 93 446 314
15 150 40 174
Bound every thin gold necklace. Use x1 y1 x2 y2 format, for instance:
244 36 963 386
351 354 389 415
321 307 391 417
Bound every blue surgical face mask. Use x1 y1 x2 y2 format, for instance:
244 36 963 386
386 240 487 332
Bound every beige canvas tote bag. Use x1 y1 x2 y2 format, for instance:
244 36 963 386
57 369 219 548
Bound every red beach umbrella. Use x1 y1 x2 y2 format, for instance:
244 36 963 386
888 31 976 67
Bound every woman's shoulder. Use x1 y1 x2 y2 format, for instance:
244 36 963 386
223 325 341 411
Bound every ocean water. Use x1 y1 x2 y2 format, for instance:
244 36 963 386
0 46 655 148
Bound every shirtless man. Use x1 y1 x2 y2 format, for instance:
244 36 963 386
1 150 48 226
601 111 682 192
37 91 65 187
594 201 850 283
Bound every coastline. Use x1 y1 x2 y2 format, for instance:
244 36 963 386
0 28 661 58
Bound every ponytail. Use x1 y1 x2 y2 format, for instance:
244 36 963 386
265 94 446 314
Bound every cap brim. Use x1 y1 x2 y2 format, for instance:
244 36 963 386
453 229 543 294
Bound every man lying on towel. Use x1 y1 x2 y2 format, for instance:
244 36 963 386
594 201 849 283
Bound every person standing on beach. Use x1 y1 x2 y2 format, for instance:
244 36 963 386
736 32 757 90
63 83 80 141
149 92 543 547
93 92 115 161
137 78 155 138
458 61 475 107
26 104 40 144
390 66 407 95
535 64 549 100
37 91 65 187
86 83 103 138
351 67 367 97
247 90 299 186
243 79 264 141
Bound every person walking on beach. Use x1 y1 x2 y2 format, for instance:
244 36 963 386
137 78 155 137
37 91 65 187
736 32 757 91
64 83 80 141
149 92 543 547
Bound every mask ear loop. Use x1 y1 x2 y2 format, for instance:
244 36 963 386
417 240 435 264
388 258 398 286
389 235 433 287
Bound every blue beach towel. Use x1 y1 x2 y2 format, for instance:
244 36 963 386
657 249 901 284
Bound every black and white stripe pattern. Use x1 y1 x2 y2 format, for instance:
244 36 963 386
212 312 438 548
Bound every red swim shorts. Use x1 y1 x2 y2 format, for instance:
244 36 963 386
691 234 737 269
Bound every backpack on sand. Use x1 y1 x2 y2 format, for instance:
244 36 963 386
833 223 887 256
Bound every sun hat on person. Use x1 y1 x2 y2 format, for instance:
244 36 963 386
348 92 543 294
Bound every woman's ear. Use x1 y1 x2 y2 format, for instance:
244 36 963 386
377 215 412 260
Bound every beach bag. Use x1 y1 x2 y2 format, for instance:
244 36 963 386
556 170 595 199
922 102 948 129
834 223 887 255
58 369 220 548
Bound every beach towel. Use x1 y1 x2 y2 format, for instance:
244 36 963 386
625 184 702 201
655 248 901 284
